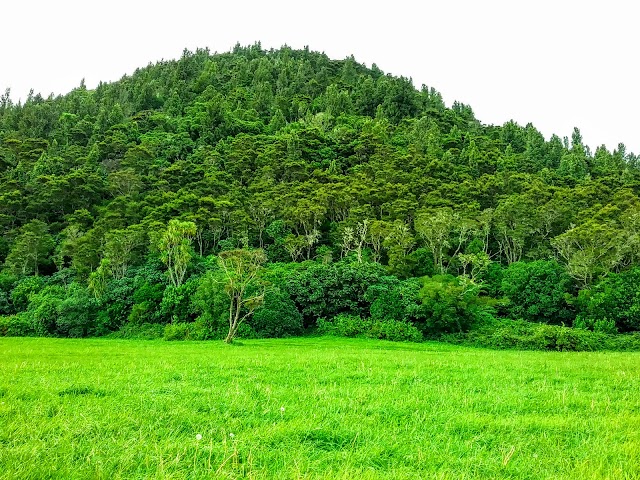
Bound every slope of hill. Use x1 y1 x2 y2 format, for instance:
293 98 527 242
1 43 639 341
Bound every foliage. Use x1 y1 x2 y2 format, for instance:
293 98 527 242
575 267 640 332
500 260 575 325
249 286 303 338
1 45 640 341
443 319 640 352
317 314 422 342
163 320 212 341
217 249 267 343
286 260 388 326
418 275 493 334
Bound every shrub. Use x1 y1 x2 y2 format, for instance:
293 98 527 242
26 285 65 336
192 270 229 334
249 287 303 338
98 276 136 330
418 275 493 334
109 323 165 340
0 273 17 315
370 319 423 342
366 277 426 324
128 281 165 325
286 260 388 327
159 278 199 324
501 260 575 324
163 321 212 341
10 276 45 313
318 314 422 342
575 268 640 332
56 283 98 337
0 314 37 336
442 319 640 351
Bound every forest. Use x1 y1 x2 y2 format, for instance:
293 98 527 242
1 43 640 349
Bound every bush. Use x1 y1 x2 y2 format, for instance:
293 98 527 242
369 319 423 342
159 278 199 324
442 319 640 351
0 314 37 336
501 260 575 324
418 275 493 334
249 287 303 338
575 268 640 332
98 276 136 330
192 270 229 334
10 276 45 313
318 314 422 342
0 273 17 315
286 260 388 327
163 321 212 341
56 283 99 337
366 277 426 324
26 285 64 336
128 281 165 325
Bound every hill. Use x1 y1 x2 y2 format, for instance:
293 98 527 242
1 43 639 341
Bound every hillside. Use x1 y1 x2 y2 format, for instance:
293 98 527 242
1 43 640 342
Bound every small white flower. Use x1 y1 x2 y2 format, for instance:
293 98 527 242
229 432 235 438
280 406 285 412
196 434 202 441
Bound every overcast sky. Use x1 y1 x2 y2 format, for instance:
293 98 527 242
2 0 637 153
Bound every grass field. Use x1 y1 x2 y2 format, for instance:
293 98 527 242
0 337 639 479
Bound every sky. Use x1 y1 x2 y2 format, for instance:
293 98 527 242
2 0 638 153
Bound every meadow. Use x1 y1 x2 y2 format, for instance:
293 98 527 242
0 337 639 479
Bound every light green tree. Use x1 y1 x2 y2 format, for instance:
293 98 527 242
152 220 197 287
5 220 54 276
218 249 267 343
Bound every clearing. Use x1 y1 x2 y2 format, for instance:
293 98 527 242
0 337 639 479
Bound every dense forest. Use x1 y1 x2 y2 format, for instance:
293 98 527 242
1 43 639 348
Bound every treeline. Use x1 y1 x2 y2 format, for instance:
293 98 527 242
1 43 639 349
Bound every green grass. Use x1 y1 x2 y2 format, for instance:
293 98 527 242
1 337 639 479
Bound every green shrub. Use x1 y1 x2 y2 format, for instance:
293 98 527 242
286 260 388 327
366 277 424 323
163 321 212 341
10 276 45 313
128 280 165 325
318 314 422 342
0 273 17 315
418 275 493 334
192 270 229 334
318 314 368 338
27 285 65 336
249 287 303 338
576 268 640 332
56 284 98 337
159 278 199 324
369 319 423 342
442 319 640 351
0 314 37 336
500 260 575 324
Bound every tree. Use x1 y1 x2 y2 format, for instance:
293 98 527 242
415 210 449 273
501 260 575 324
152 220 197 288
551 221 626 288
5 220 54 276
217 249 267 343
104 226 144 279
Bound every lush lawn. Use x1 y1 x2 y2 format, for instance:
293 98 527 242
0 337 639 479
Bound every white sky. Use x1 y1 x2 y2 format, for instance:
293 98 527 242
1 0 638 153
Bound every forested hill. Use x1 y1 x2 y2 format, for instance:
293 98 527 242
1 43 640 342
